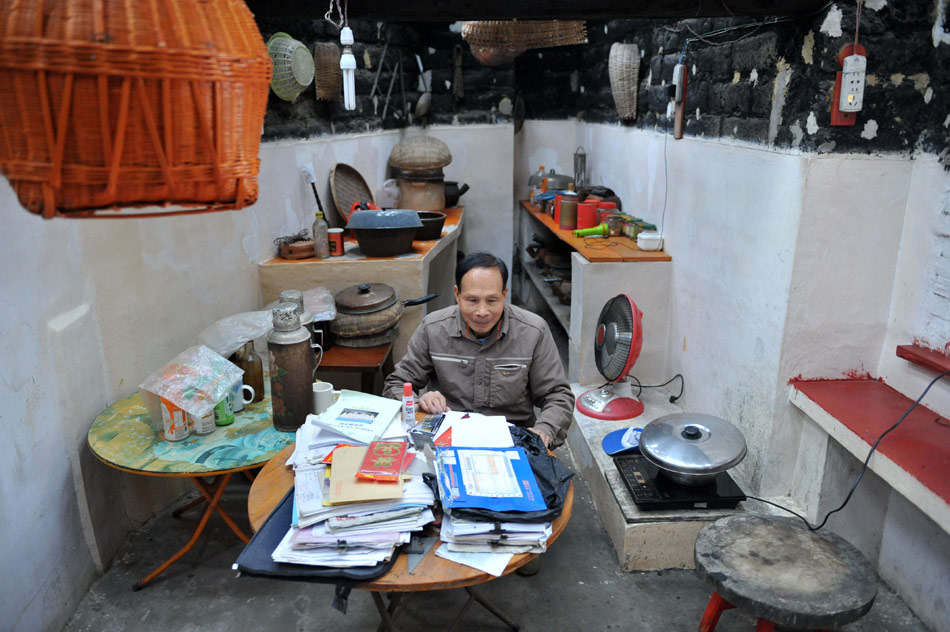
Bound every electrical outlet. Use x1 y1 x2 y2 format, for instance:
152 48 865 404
838 54 866 112
673 63 686 103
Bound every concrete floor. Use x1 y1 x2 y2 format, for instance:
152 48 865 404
64 447 929 632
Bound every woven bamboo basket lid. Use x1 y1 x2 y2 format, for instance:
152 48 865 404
462 20 587 50
329 163 374 223
388 136 452 171
0 0 271 218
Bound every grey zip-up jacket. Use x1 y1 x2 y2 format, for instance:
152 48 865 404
383 304 574 448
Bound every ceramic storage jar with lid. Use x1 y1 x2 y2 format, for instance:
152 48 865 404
389 136 452 212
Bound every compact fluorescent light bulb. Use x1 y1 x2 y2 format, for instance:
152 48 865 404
340 27 356 111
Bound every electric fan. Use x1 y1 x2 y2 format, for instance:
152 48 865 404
576 294 644 420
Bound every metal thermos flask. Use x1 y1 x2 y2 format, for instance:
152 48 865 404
267 303 317 432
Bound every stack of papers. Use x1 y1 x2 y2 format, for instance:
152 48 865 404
272 391 436 568
434 444 552 571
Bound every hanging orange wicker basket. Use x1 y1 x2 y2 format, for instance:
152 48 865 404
0 0 272 219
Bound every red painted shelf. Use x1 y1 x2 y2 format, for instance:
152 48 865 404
897 343 950 375
791 379 950 506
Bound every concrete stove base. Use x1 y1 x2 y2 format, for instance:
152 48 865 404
567 384 747 571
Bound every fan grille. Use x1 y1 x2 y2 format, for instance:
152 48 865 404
594 295 641 382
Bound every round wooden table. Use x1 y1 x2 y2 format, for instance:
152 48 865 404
247 443 574 629
88 389 294 590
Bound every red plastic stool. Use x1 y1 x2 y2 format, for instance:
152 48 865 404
694 515 876 631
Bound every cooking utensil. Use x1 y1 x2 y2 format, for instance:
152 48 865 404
444 181 470 207
346 209 422 257
415 211 447 240
638 413 747 487
414 54 431 118
332 283 439 338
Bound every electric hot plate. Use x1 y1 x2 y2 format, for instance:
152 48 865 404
613 454 746 511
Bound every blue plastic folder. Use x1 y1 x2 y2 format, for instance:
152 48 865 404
435 446 547 512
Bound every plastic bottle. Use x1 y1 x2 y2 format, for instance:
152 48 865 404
312 209 330 259
528 165 546 203
402 382 416 429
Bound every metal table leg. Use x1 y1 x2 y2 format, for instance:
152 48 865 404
132 472 246 590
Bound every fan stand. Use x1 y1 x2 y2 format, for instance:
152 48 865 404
576 379 644 420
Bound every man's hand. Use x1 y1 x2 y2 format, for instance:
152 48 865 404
418 390 450 413
529 427 551 449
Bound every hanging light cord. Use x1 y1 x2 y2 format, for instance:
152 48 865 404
747 369 950 531
325 0 348 29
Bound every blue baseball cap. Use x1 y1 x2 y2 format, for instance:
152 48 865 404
602 427 643 456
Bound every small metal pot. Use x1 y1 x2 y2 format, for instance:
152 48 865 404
638 413 747 487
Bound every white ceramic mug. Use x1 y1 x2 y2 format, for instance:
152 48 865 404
230 381 255 413
313 381 334 415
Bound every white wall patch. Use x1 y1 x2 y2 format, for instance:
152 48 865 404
790 120 804 147
820 4 844 37
865 0 887 10
924 86 934 103
802 31 815 65
860 119 879 140
806 111 819 134
750 68 759 86
48 303 90 333
732 71 741 84
935 0 950 47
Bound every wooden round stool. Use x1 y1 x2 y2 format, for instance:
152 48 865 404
694 514 877 631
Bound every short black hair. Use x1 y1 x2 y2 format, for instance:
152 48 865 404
455 252 508 291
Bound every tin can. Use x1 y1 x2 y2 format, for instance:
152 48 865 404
160 397 190 441
214 395 235 426
188 410 216 435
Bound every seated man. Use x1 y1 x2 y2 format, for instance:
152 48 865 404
383 251 573 449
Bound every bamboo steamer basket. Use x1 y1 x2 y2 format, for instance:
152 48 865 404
0 0 272 218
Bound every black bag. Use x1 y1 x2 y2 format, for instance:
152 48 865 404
447 426 574 524
233 489 398 613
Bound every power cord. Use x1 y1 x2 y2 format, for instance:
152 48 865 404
629 373 685 403
747 369 950 531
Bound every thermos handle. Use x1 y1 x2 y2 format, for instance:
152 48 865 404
312 341 324 378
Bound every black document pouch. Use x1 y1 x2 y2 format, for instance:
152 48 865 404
233 488 399 614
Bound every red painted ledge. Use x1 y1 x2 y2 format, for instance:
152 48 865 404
897 343 950 375
790 378 950 507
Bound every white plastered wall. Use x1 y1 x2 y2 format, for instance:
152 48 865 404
0 123 513 632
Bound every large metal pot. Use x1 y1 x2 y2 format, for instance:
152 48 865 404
331 283 438 338
346 209 421 257
638 413 747 487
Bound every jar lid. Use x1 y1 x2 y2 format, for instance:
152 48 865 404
598 201 617 209
639 413 747 476
389 136 452 170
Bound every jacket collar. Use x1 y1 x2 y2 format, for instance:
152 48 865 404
452 304 510 342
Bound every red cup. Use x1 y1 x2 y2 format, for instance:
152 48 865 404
577 202 598 230
554 194 562 224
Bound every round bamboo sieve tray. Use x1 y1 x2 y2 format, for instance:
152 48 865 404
462 20 587 50
0 0 272 218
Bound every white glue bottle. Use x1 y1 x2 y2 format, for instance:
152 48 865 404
402 382 415 429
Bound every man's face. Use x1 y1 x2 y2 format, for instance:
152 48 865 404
454 266 507 337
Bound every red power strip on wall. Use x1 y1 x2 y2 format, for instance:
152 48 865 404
831 43 867 126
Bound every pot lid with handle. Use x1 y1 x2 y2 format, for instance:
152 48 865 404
639 412 747 476
335 283 398 314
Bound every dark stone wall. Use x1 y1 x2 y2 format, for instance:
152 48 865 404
257 4 949 156
516 5 950 155
255 18 516 141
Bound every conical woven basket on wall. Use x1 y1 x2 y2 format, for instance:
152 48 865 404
609 43 640 120
0 0 272 218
